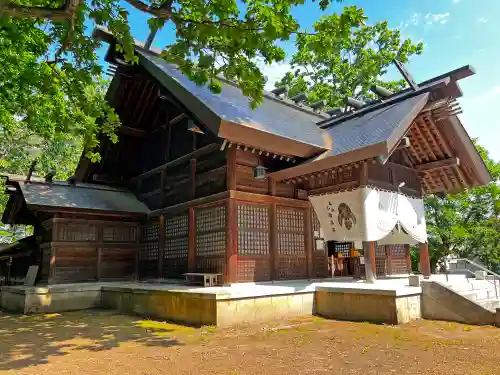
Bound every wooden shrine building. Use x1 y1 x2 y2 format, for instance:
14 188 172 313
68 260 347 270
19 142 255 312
1 28 491 286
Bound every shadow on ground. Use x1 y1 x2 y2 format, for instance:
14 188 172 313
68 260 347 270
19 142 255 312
0 309 187 371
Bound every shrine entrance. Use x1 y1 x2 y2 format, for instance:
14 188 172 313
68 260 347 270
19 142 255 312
327 241 363 278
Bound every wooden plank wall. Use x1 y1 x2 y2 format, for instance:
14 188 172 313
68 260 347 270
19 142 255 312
233 149 295 198
40 218 140 284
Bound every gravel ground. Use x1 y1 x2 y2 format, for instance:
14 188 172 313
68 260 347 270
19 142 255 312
0 310 499 375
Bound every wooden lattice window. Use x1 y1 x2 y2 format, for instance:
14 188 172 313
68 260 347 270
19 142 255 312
334 242 352 257
142 222 159 241
391 244 406 257
196 258 225 274
194 205 227 258
141 241 159 260
237 259 271 282
103 226 137 242
277 207 305 256
58 223 97 241
376 244 386 257
196 232 226 257
237 204 268 229
165 213 189 261
164 237 188 260
166 214 188 237
196 206 226 233
237 204 270 256
277 207 305 233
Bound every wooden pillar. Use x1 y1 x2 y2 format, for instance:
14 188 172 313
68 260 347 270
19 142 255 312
404 244 412 274
96 224 103 281
226 198 238 284
190 158 197 199
160 170 166 208
188 207 196 272
226 147 237 191
96 248 102 281
48 247 56 285
135 224 141 280
385 245 392 276
158 215 165 278
419 242 431 279
269 202 278 281
363 241 376 283
305 207 313 279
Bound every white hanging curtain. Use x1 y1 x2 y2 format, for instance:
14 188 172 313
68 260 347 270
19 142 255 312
309 187 427 244
309 189 365 242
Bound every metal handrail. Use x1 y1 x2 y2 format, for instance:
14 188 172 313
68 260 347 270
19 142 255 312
454 258 499 299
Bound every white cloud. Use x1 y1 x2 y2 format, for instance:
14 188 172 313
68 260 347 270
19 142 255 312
255 59 292 90
452 0 460 4
425 12 450 25
477 17 489 24
398 12 421 31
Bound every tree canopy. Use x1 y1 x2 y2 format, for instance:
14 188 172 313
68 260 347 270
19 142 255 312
0 0 359 165
425 144 500 272
273 13 423 108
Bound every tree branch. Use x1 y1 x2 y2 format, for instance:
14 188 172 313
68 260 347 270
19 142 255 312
0 0 80 21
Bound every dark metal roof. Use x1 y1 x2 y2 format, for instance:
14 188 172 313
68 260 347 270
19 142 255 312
268 93 431 181
19 182 149 214
326 92 430 157
137 51 330 151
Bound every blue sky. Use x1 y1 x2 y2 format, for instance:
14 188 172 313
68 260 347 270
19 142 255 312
100 0 500 161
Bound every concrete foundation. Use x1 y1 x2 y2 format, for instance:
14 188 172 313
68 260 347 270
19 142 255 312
100 285 315 327
1 284 102 314
315 286 422 324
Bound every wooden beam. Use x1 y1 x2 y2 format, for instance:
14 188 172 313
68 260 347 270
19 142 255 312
169 113 187 125
91 173 124 184
415 157 459 172
149 191 230 217
118 126 147 138
131 143 220 182
395 136 411 150
229 190 311 208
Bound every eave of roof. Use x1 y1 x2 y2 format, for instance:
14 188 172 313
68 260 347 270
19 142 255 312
269 92 431 181
137 51 332 158
2 175 149 216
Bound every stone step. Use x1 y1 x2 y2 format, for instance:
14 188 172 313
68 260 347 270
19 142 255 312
475 298 500 312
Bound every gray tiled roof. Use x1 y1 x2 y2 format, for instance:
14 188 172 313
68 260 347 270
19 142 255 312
138 51 329 149
20 183 149 214
325 93 430 156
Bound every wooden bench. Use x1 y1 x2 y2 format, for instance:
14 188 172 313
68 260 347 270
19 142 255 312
183 273 222 287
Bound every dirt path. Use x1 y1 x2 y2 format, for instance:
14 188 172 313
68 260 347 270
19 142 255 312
1 310 499 375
